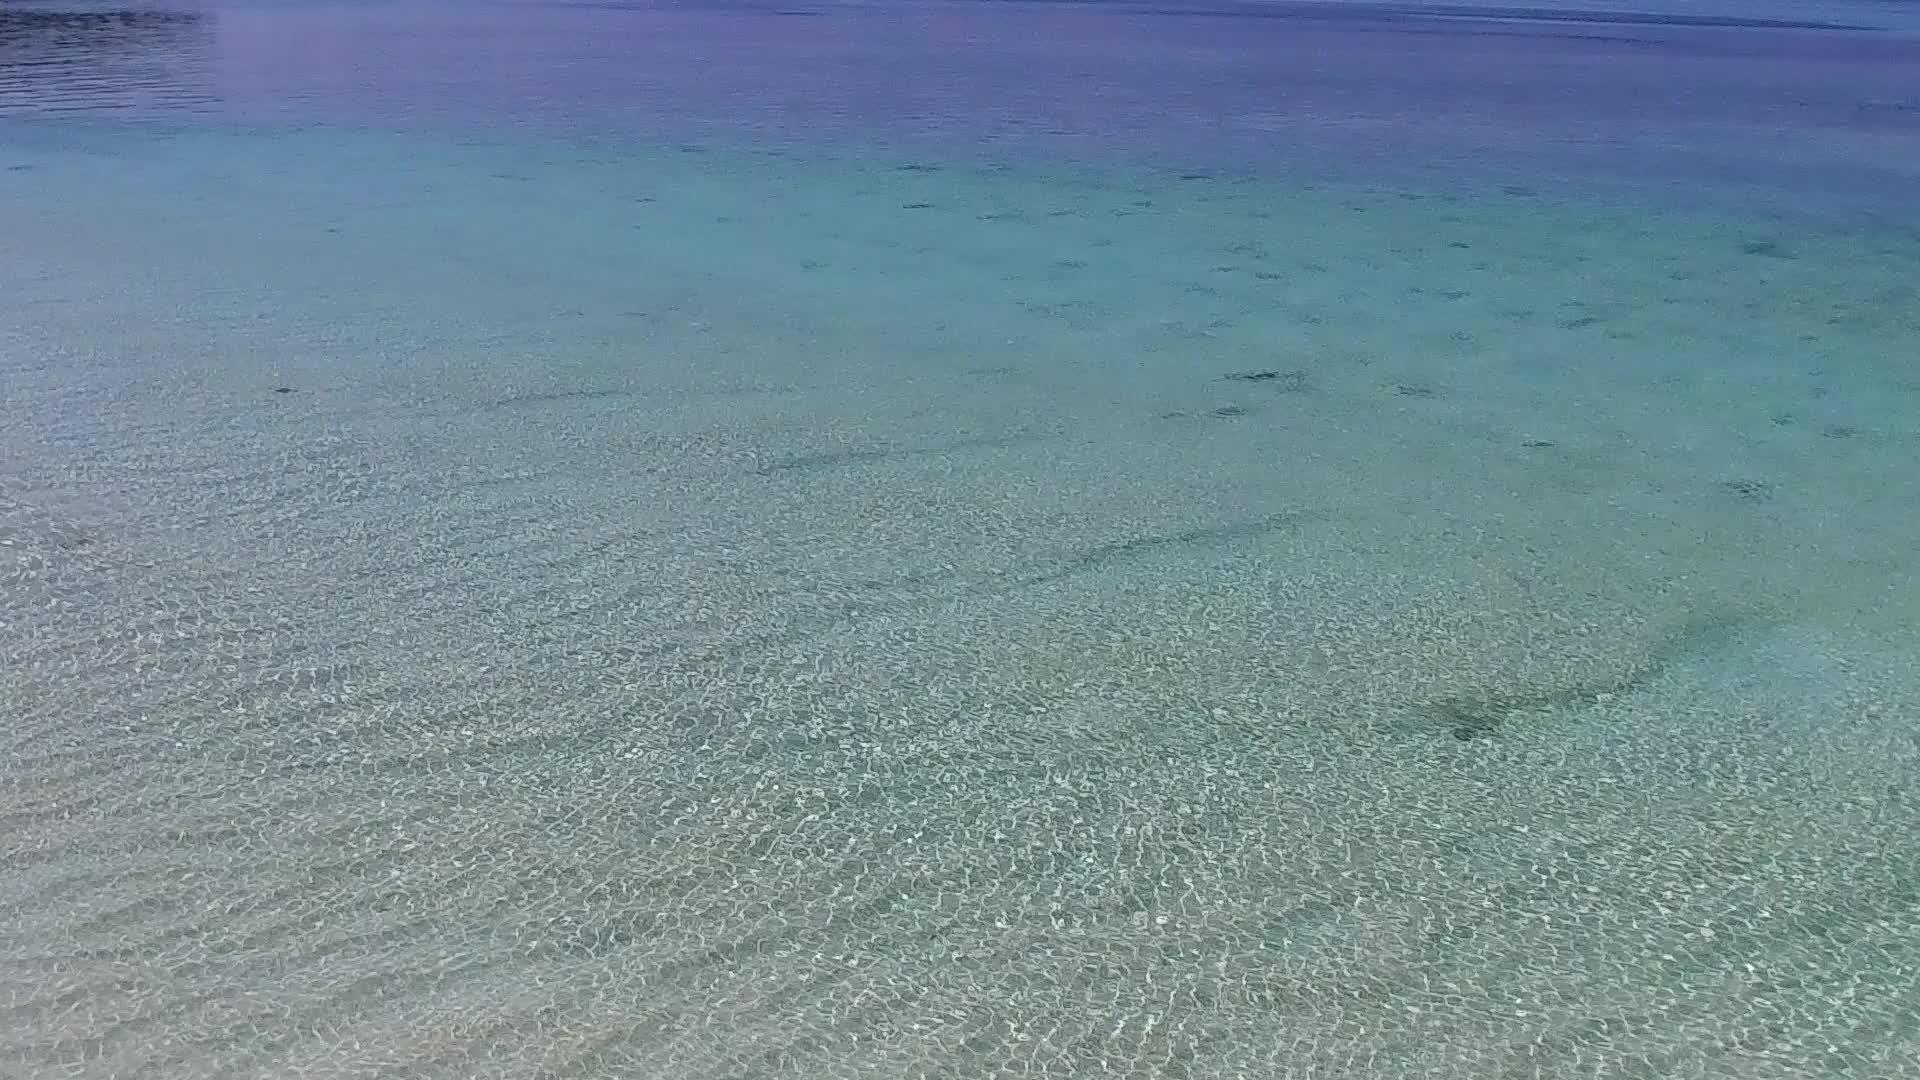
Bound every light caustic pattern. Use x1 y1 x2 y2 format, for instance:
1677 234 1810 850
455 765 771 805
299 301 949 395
2 363 1918 1080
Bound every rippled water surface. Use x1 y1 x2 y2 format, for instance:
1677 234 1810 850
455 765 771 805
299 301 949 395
4 2 1919 1078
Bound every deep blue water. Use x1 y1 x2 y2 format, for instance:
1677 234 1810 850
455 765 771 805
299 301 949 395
6 0 1920 216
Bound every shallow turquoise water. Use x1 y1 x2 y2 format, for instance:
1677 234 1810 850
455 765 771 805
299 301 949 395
3 3 1919 1079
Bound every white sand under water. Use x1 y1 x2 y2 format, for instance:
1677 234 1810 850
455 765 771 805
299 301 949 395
2 123 1918 1078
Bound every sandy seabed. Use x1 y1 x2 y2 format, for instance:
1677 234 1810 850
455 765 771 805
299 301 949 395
2 124 1918 1079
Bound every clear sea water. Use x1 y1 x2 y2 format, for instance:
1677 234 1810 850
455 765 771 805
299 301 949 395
3 1 1918 1078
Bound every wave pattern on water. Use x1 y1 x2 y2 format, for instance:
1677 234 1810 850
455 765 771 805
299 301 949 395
3 2 1920 1077
0 6 217 117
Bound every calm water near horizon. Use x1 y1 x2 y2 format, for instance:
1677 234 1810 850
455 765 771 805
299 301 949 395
3 2 1919 1078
